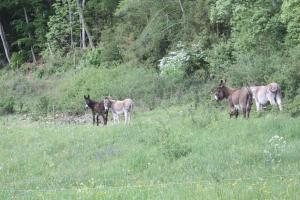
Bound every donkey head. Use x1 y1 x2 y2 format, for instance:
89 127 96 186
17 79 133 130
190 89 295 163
84 95 91 109
103 96 113 111
214 79 227 100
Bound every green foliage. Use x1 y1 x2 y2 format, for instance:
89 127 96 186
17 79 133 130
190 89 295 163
231 0 285 51
85 0 120 44
162 134 192 161
225 50 280 86
208 40 234 80
46 0 80 53
271 46 300 100
82 48 102 66
0 96 14 115
281 0 300 45
57 65 162 113
36 96 51 115
37 49 82 78
10 51 27 69
289 93 300 117
159 42 209 83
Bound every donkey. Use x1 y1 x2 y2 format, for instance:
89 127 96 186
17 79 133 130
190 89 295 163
250 82 282 112
84 95 108 126
214 80 253 118
103 96 134 124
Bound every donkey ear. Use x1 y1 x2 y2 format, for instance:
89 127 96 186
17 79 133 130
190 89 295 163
84 95 86 99
87 95 90 98
220 79 224 84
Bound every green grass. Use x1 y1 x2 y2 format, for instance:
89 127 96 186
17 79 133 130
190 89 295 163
0 105 300 199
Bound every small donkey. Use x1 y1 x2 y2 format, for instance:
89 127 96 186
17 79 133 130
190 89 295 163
84 95 108 125
214 80 253 118
103 96 134 124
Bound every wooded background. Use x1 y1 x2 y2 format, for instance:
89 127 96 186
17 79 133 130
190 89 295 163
0 0 300 115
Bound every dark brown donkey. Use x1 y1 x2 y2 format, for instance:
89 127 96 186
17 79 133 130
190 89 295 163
84 95 108 125
214 80 253 118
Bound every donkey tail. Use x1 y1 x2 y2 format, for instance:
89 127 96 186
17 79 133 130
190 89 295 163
130 102 134 113
246 87 253 107
275 86 283 110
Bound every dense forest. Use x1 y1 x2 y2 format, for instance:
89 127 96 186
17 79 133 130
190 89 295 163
0 0 300 115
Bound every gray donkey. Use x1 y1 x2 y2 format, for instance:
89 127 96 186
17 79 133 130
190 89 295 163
103 96 134 124
214 80 253 118
250 82 282 112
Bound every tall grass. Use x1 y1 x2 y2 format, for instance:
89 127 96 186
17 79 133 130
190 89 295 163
0 105 299 199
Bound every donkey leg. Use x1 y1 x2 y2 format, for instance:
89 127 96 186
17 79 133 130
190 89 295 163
235 110 239 118
113 113 117 124
92 113 95 125
255 101 260 112
127 112 131 124
103 114 108 125
247 106 251 118
124 111 128 125
276 96 283 111
268 94 276 106
114 113 120 124
242 107 247 118
117 114 120 124
96 115 99 126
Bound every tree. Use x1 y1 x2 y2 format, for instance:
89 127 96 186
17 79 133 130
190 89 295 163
23 7 37 63
0 21 11 64
77 0 94 49
281 0 300 45
46 0 80 53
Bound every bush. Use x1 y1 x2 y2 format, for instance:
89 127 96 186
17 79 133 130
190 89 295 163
36 96 50 115
0 96 15 115
37 49 82 78
57 64 162 113
10 51 27 69
288 93 300 117
207 40 234 80
82 48 102 67
159 42 209 83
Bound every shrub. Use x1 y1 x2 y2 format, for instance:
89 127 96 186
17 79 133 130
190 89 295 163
36 96 51 115
159 42 209 83
207 40 234 80
0 96 15 115
82 48 102 67
10 51 27 69
57 64 162 113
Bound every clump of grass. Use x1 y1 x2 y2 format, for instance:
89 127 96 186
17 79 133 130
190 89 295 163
264 135 287 165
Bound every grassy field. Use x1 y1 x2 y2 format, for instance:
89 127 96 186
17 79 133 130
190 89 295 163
0 104 300 199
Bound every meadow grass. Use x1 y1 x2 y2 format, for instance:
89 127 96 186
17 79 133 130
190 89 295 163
0 105 299 199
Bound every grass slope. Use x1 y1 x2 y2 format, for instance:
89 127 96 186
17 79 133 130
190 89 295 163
0 105 300 199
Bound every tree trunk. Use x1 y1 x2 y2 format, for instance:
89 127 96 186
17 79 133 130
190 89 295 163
0 21 11 64
77 0 94 49
81 0 86 49
178 0 185 18
67 0 74 49
24 7 37 63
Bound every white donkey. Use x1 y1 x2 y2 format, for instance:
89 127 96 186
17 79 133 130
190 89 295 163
250 82 283 112
103 96 134 124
